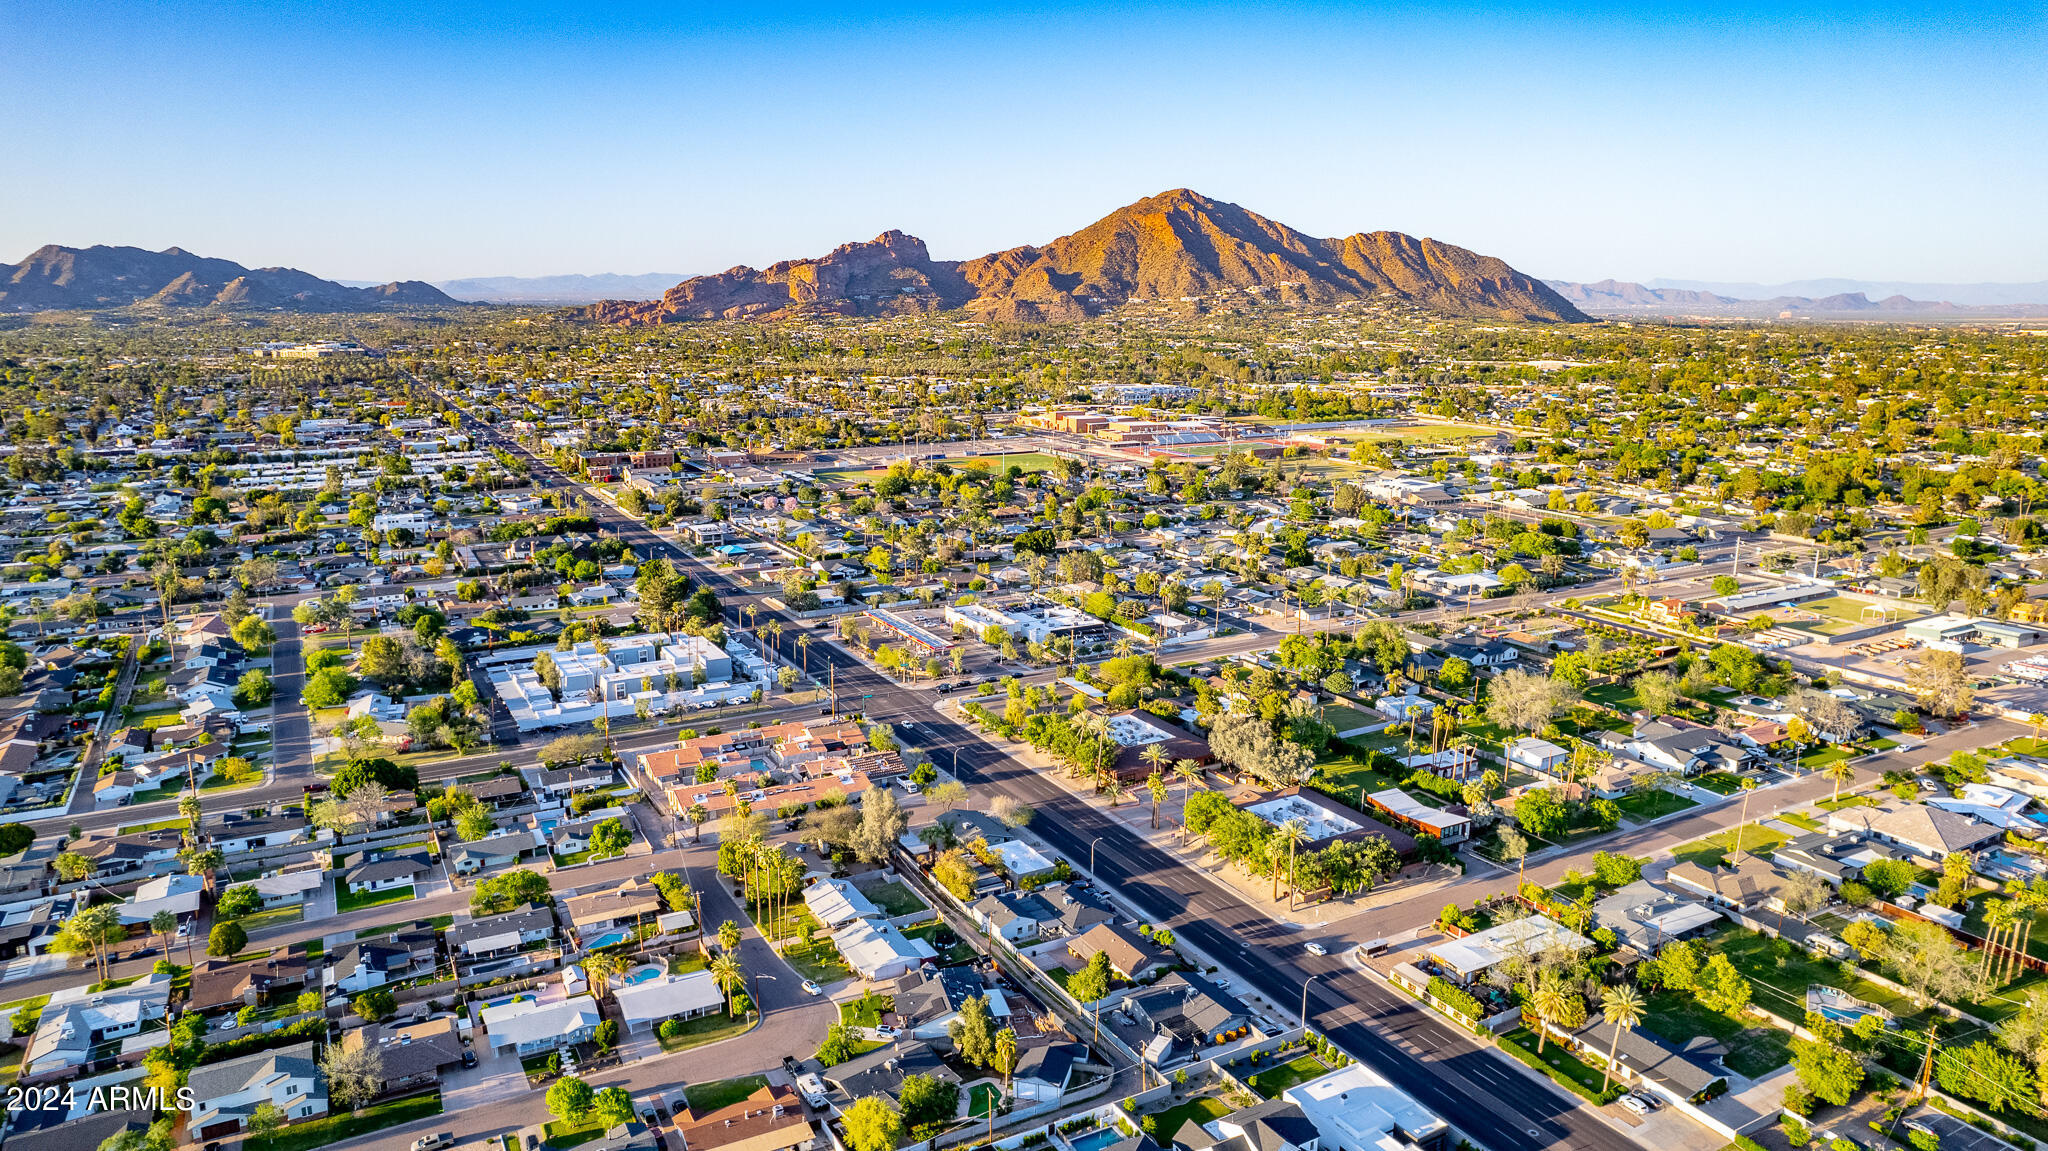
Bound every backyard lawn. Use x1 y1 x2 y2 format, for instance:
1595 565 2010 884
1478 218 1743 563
1614 790 1698 822
1639 989 1791 1079
841 993 893 1028
687 1075 771 1113
859 880 928 918
1143 1097 1233 1142
968 1084 1002 1118
542 1115 613 1149
1671 824 1791 868
336 882 415 914
1310 750 1404 806
247 1091 442 1151
903 922 974 964
1711 928 1924 1023
1246 1053 1332 1099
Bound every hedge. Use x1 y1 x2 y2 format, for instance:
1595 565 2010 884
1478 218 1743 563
1496 1031 1624 1105
1428 976 1484 1020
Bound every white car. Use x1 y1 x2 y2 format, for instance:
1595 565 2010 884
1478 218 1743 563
1304 942 1328 956
802 980 823 996
873 1025 899 1039
1618 1095 1650 1116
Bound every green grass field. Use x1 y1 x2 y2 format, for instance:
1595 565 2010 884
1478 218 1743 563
685 1075 771 1113
1144 1097 1233 1142
859 880 927 918
1639 989 1791 1079
1246 1053 1333 1099
1614 790 1698 822
336 882 415 914
1671 823 1790 868
248 1091 442 1151
657 1011 752 1053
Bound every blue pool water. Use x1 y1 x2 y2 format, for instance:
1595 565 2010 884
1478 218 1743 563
586 930 631 949
620 964 663 985
1070 1129 1121 1151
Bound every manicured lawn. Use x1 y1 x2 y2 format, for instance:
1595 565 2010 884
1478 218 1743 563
841 992 893 1028
669 952 709 975
1816 794 1879 812
1694 772 1748 795
1671 823 1791 868
1245 1053 1332 1099
685 1074 770 1113
117 816 188 835
1779 812 1823 832
247 1091 442 1151
1310 750 1404 806
861 880 928 918
1144 1097 1233 1142
1614 790 1698 822
1800 747 1854 770
1500 1026 1621 1103
238 904 304 933
336 882 416 913
1323 704 1378 734
354 914 454 939
1639 989 1791 1079
780 936 853 985
658 1011 752 1053
968 1083 1002 1118
543 1115 612 1149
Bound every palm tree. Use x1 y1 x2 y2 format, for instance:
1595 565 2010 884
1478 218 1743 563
1983 899 2016 982
1826 757 1856 806
150 910 177 957
1277 818 1310 904
583 951 620 1002
765 620 785 660
1175 759 1203 835
687 803 710 842
710 953 746 1017
1530 978 1572 1054
1598 985 1645 1094
797 634 812 676
178 795 202 846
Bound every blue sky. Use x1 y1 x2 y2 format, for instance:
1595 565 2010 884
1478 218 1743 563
3 1 2043 284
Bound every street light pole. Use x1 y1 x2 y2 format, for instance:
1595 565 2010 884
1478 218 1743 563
1300 972 1321 1027
1089 836 1104 877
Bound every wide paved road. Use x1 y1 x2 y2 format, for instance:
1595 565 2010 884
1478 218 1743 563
438 396 1639 1151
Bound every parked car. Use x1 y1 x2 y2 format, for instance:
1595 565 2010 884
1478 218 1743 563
413 1136 455 1151
873 1025 899 1039
801 980 822 996
1304 942 1328 956
461 1050 478 1069
1631 1094 1660 1111
1618 1096 1649 1116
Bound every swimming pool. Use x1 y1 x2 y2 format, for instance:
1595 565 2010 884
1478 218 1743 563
1069 1129 1121 1151
585 930 631 950
483 992 535 1010
620 964 663 985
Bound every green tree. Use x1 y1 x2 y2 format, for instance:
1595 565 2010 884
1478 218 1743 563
1694 953 1752 1015
206 919 248 958
351 988 397 1022
1790 1017 1865 1105
842 1096 905 1151
949 994 997 1067
546 1075 595 1122
594 1086 635 1128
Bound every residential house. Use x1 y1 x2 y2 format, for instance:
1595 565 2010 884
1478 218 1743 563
562 877 664 945
969 891 1058 943
188 950 312 1015
673 1084 813 1151
1207 1099 1324 1151
1664 856 1797 913
341 851 431 893
325 929 437 994
1067 922 1169 982
447 905 557 961
1505 738 1569 776
1284 1063 1449 1151
1588 882 1725 953
804 878 881 930
207 811 310 853
480 995 602 1055
1824 802 2003 863
20 975 173 1082
187 1042 327 1140
339 1016 467 1095
614 970 726 1034
1562 1015 1726 1105
450 837 525 876
1427 915 1593 987
1119 972 1254 1067
1009 1042 1107 1106
892 967 1007 1041
832 919 938 982
1774 831 1908 886
537 764 616 797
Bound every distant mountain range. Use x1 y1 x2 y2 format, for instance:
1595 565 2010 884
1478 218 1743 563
1546 278 2048 319
434 272 689 305
0 245 453 313
583 189 1587 325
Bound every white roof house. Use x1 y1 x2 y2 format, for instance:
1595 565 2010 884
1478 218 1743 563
613 970 724 1033
119 874 204 924
480 995 602 1054
991 840 1058 879
1429 914 1593 983
1285 1063 1447 1151
804 879 880 928
832 919 938 981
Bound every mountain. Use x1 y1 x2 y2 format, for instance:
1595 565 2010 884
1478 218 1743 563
1546 278 2048 319
1645 278 2048 309
0 244 454 313
586 189 1586 325
435 272 691 305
